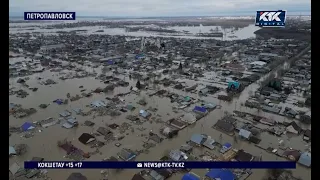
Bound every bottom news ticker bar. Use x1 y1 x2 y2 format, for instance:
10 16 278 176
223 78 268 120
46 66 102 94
24 161 296 169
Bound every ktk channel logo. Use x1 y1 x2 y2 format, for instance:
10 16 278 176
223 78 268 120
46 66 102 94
255 10 286 27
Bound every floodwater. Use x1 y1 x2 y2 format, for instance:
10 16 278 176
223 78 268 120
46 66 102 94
9 22 259 40
9 26 310 180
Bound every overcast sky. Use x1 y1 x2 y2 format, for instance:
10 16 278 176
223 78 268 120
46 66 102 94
9 0 311 17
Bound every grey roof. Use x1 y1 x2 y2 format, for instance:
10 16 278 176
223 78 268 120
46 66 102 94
190 134 206 145
90 100 107 108
169 150 185 161
9 162 21 175
62 123 73 129
118 149 136 161
259 53 279 57
298 152 311 167
72 108 82 114
262 105 280 113
199 87 209 94
59 110 71 117
204 103 217 109
67 117 77 124
150 170 165 180
181 113 196 124
41 119 59 128
203 138 215 150
97 127 112 136
180 144 193 152
239 129 252 139
9 146 16 155
140 111 150 118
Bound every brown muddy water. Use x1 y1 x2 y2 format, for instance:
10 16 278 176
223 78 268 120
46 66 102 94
9 39 310 180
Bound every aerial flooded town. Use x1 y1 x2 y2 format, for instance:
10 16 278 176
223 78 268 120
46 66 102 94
9 16 311 180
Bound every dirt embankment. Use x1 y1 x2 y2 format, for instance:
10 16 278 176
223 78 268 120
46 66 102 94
254 28 311 41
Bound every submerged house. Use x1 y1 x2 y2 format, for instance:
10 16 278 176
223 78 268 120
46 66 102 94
131 174 145 180
135 54 145 60
220 142 232 154
214 120 235 134
193 106 208 114
169 150 188 161
298 152 311 167
168 119 188 129
97 127 113 137
139 110 151 118
203 103 217 110
227 81 241 92
180 144 193 154
182 173 200 180
154 169 172 179
282 150 301 161
239 129 252 140
90 100 107 108
203 137 216 150
62 117 78 129
260 118 276 126
149 170 165 180
180 113 197 124
286 122 302 134
21 122 35 131
199 87 209 95
190 134 206 146
78 133 96 145
9 146 16 156
161 126 179 138
303 130 311 141
60 110 71 117
205 169 236 180
235 150 254 161
118 149 136 161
